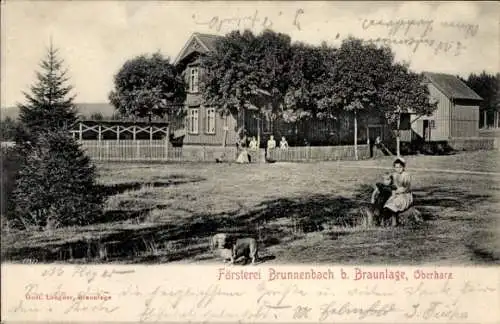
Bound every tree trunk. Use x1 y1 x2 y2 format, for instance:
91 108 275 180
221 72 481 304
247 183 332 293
257 115 261 149
222 115 227 148
354 110 358 160
396 112 401 157
483 110 487 128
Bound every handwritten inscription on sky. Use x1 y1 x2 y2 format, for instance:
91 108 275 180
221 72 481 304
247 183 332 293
192 9 480 57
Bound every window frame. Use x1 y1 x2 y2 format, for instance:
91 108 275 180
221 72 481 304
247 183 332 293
188 108 199 134
205 107 216 135
189 66 199 93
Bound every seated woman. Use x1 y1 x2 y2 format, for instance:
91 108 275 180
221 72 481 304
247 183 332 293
383 157 413 227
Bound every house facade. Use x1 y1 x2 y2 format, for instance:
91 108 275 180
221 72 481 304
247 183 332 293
172 33 240 148
401 72 482 144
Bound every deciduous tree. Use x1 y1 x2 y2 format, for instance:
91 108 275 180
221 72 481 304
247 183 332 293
109 53 186 120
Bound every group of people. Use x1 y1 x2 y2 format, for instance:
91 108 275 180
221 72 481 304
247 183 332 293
370 157 415 227
246 135 289 151
236 132 289 164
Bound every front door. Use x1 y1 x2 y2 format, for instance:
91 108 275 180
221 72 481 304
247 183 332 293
368 125 383 157
423 120 430 141
368 125 383 143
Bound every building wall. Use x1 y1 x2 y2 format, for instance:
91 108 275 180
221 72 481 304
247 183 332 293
412 83 452 141
450 103 479 138
183 106 239 146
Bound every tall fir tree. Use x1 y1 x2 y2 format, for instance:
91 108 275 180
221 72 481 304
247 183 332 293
10 42 103 230
17 42 77 145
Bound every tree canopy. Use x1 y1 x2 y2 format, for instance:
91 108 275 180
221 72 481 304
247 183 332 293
283 42 335 122
109 53 186 119
201 29 293 118
201 31 437 127
463 72 500 121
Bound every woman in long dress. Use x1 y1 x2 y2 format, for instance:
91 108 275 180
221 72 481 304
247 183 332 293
383 157 413 225
236 132 250 164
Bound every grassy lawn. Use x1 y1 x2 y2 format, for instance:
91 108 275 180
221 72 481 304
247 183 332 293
2 150 499 265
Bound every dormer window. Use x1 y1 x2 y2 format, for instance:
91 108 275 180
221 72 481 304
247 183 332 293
189 67 199 93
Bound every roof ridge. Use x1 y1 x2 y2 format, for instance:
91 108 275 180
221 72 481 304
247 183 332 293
195 32 222 37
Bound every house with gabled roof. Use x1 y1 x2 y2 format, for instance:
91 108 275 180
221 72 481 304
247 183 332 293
171 32 242 148
401 72 483 144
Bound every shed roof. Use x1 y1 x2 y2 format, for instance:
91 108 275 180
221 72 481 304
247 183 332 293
423 72 483 101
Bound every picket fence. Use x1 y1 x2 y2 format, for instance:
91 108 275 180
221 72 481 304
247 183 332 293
78 140 237 162
78 140 370 163
268 145 371 161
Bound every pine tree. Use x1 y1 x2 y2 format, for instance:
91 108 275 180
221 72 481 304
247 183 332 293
11 43 103 230
17 42 77 145
13 129 104 229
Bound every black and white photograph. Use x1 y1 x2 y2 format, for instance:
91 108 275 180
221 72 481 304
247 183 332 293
1 0 499 269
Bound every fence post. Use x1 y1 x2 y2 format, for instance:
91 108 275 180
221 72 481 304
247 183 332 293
164 138 169 161
98 125 102 161
149 127 153 159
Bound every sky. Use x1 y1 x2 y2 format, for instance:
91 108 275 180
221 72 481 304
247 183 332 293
1 1 499 108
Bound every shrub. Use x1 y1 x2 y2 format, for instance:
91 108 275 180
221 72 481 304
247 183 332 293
1 146 24 228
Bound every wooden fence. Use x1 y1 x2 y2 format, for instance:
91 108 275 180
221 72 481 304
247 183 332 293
268 145 371 161
78 140 238 162
78 140 370 163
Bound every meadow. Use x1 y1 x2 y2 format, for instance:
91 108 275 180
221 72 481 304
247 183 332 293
2 150 499 265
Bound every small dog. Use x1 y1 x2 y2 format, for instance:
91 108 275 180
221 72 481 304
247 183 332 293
231 237 258 265
210 233 258 265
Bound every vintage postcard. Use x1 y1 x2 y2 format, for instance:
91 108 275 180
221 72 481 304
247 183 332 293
1 0 499 323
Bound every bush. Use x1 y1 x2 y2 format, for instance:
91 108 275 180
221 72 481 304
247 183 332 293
1 146 24 228
12 130 104 229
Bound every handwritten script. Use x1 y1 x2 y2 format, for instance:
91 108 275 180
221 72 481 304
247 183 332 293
192 9 305 32
192 8 481 57
3 265 498 322
360 18 480 56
